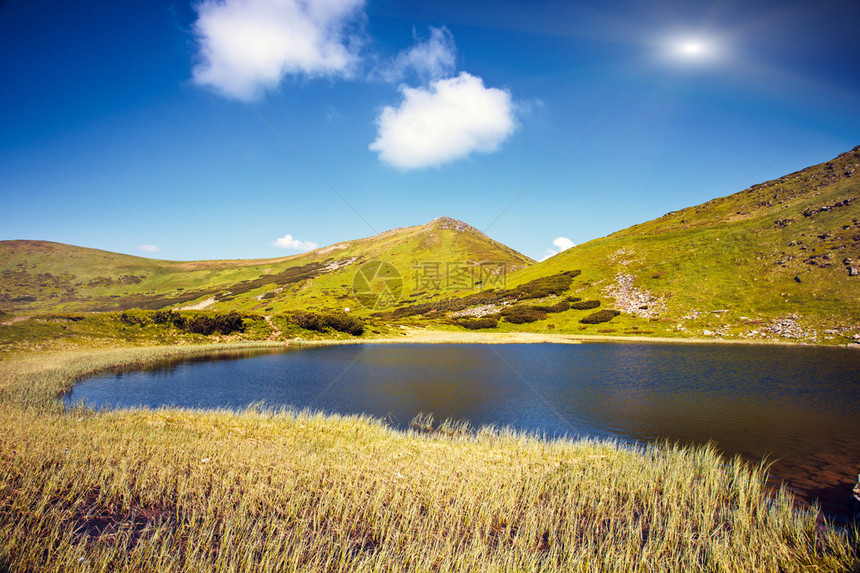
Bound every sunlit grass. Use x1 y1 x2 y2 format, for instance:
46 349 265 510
0 345 856 571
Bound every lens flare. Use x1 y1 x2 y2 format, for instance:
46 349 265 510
680 41 704 56
658 34 724 67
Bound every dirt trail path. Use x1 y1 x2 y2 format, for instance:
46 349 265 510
0 316 29 327
264 315 282 341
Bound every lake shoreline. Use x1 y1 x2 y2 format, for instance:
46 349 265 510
291 328 860 348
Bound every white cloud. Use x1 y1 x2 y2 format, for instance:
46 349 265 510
369 72 517 169
553 237 575 251
383 26 457 82
139 244 160 253
273 234 318 251
540 237 575 261
192 0 365 101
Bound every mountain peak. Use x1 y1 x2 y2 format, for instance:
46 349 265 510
427 216 480 234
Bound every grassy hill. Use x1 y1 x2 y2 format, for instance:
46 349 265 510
505 145 860 343
0 217 532 318
2 147 858 346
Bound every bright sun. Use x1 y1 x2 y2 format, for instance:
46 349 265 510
661 35 723 66
680 41 704 56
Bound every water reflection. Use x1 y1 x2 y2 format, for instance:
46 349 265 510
69 342 860 519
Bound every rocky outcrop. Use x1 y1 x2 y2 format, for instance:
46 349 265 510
603 273 665 319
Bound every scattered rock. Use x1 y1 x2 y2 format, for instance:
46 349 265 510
850 267 859 277
450 301 510 318
794 276 802 283
603 274 665 318
767 314 813 339
803 198 856 217
702 330 714 336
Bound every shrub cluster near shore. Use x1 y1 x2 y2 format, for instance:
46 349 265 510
0 345 857 572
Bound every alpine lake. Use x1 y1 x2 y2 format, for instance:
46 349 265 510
68 342 860 520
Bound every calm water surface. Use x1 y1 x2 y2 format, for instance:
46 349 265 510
69 343 860 518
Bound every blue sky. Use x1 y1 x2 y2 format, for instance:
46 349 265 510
1 0 858 262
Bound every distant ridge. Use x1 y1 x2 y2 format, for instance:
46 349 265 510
0 216 533 315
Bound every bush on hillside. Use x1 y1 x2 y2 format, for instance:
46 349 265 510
150 310 178 325
457 317 499 330
119 313 148 327
501 306 547 324
291 311 364 336
532 301 570 313
579 310 620 324
183 312 245 335
120 310 245 335
570 300 601 310
510 274 574 300
41 313 85 322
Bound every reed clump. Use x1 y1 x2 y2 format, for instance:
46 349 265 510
0 345 856 572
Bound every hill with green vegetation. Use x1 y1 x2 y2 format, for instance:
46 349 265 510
503 145 860 344
0 217 532 317
0 217 534 349
2 147 858 347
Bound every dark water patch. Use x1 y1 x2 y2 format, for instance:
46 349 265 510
68 342 860 520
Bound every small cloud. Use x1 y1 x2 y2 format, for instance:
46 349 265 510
191 0 365 101
139 244 160 253
382 26 457 83
553 237 575 251
273 234 318 251
540 237 576 261
369 72 517 169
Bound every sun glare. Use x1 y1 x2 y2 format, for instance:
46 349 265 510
659 33 724 67
680 41 704 56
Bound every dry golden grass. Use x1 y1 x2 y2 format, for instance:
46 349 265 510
0 345 856 572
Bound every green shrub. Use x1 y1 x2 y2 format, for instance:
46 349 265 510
508 273 574 300
291 311 364 335
324 312 365 336
501 306 547 324
565 296 582 303
457 317 499 330
532 301 570 313
580 310 621 324
150 310 177 325
39 313 85 322
119 313 148 327
121 310 245 335
570 300 601 310
182 312 245 335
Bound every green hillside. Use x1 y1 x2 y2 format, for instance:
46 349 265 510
507 145 860 343
0 217 532 318
2 147 858 346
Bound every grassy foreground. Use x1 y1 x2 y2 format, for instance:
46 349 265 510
0 345 857 572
